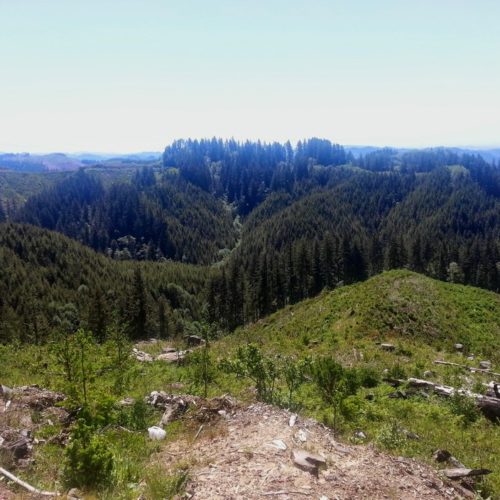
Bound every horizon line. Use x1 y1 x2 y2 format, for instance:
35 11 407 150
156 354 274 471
2 142 500 156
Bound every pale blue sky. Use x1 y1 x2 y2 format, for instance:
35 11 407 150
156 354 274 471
1 0 500 152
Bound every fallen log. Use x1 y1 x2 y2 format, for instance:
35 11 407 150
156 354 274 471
434 360 500 379
384 378 500 419
0 466 59 496
443 468 492 480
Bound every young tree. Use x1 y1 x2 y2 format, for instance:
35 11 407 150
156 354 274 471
128 268 148 339
312 357 359 430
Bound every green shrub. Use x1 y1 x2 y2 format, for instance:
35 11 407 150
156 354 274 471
63 419 114 490
447 392 480 426
376 420 406 450
311 357 362 429
117 399 152 431
220 344 280 403
188 347 217 398
356 367 380 388
387 363 407 380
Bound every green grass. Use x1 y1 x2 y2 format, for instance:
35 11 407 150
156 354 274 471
1 270 499 497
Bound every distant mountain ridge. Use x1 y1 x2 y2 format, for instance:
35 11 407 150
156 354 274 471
0 152 83 172
346 145 500 163
0 152 161 172
1 145 499 172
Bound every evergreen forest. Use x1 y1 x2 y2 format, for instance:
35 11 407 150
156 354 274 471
1 139 498 341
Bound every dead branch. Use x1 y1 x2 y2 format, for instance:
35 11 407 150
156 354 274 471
0 466 59 496
434 360 500 379
384 377 500 419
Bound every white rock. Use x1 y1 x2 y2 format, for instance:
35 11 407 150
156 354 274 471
292 449 326 473
296 429 307 442
289 414 297 427
270 439 287 450
148 426 167 440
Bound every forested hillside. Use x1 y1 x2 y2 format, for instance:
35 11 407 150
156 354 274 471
3 138 499 336
15 169 237 264
0 223 212 343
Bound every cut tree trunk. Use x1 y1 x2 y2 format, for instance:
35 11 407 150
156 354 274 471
433 360 500 379
384 377 500 419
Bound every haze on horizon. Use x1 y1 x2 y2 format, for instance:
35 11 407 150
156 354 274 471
1 0 500 153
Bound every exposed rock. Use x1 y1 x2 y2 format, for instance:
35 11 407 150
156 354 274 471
380 343 396 351
454 343 464 351
292 449 326 475
8 385 65 410
68 487 84 499
0 385 12 398
479 360 492 370
162 346 177 353
433 449 452 463
423 370 434 378
289 414 297 427
185 335 206 347
118 397 135 407
354 431 367 440
132 348 154 362
295 429 307 442
269 439 287 451
156 350 190 363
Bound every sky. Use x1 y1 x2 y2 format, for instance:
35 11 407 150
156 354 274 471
1 0 500 153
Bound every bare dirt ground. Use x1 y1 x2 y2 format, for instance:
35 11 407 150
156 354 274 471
0 387 474 499
0 385 67 500
0 482 15 500
160 401 469 500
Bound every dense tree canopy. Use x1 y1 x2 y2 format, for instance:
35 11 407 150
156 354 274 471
1 139 499 340
0 223 213 343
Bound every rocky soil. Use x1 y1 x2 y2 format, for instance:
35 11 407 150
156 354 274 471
158 400 471 499
0 384 479 499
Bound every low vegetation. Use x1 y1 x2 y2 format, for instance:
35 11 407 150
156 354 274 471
1 270 499 497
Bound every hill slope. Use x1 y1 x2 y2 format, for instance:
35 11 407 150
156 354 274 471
215 271 500 496
15 169 238 265
0 223 213 342
229 270 500 362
